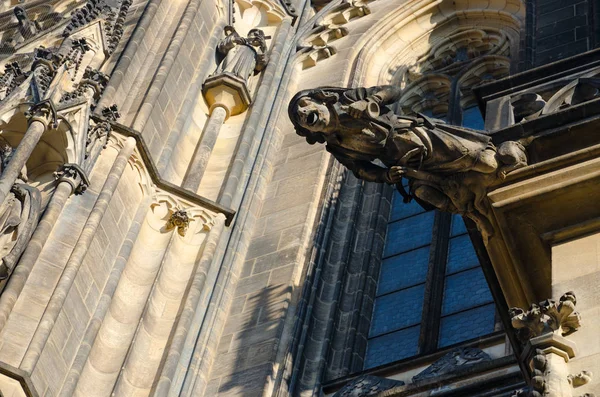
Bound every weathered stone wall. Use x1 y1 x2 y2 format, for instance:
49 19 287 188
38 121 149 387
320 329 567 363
521 0 600 68
552 233 600 396
0 141 145 394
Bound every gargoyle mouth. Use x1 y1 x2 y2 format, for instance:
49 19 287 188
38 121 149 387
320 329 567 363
307 112 318 126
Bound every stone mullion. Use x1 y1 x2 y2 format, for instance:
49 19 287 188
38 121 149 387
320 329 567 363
284 164 345 396
324 181 387 380
294 172 363 394
348 184 392 374
418 211 451 355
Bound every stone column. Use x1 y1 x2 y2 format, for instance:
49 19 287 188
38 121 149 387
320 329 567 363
19 137 136 374
183 70 252 193
155 213 226 396
0 164 88 333
73 200 174 397
114 210 213 396
510 292 594 397
0 102 55 206
182 106 227 191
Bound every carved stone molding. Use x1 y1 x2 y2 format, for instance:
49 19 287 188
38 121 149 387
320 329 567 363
412 348 491 383
332 375 404 397
0 62 26 101
63 0 133 55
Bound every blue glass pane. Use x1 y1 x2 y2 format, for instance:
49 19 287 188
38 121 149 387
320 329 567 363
446 235 479 275
438 304 496 348
441 267 493 316
378 246 430 295
365 326 420 369
384 212 435 257
462 106 485 130
371 284 425 337
390 190 425 222
450 214 468 236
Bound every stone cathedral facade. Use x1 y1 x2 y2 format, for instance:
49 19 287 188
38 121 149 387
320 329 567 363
0 0 597 396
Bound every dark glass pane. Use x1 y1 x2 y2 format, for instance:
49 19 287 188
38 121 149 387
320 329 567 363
421 109 447 122
450 214 468 236
384 212 435 257
378 246 430 295
390 190 426 222
462 106 485 130
438 304 496 348
365 326 420 369
441 267 493 316
446 234 479 275
370 284 425 337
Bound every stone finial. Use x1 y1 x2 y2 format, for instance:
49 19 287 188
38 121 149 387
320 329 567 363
101 104 121 122
166 210 194 236
509 291 581 344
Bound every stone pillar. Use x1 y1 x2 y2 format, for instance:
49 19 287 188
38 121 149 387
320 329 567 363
73 200 174 397
155 213 226 396
182 71 252 193
182 106 227 191
0 164 88 333
114 210 212 396
510 292 594 397
0 102 55 206
19 137 136 374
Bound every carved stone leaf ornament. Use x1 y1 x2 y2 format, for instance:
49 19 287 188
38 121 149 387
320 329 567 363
509 291 581 344
509 292 595 397
166 210 194 237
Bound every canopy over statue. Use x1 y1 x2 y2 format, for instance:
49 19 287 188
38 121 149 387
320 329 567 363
288 85 528 237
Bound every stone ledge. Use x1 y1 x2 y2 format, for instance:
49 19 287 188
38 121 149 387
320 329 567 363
0 361 38 397
90 113 236 226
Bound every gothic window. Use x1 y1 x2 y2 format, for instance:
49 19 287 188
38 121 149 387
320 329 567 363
364 28 510 370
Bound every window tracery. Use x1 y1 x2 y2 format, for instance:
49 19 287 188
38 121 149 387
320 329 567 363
363 26 514 370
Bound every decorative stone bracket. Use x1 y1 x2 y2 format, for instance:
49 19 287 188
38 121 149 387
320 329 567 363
166 209 194 237
509 291 581 344
509 292 594 397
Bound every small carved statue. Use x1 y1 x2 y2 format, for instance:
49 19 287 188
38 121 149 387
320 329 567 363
213 26 269 83
288 85 528 237
0 137 41 279
14 6 40 41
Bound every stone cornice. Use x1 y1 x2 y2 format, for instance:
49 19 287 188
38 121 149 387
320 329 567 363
90 113 236 226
